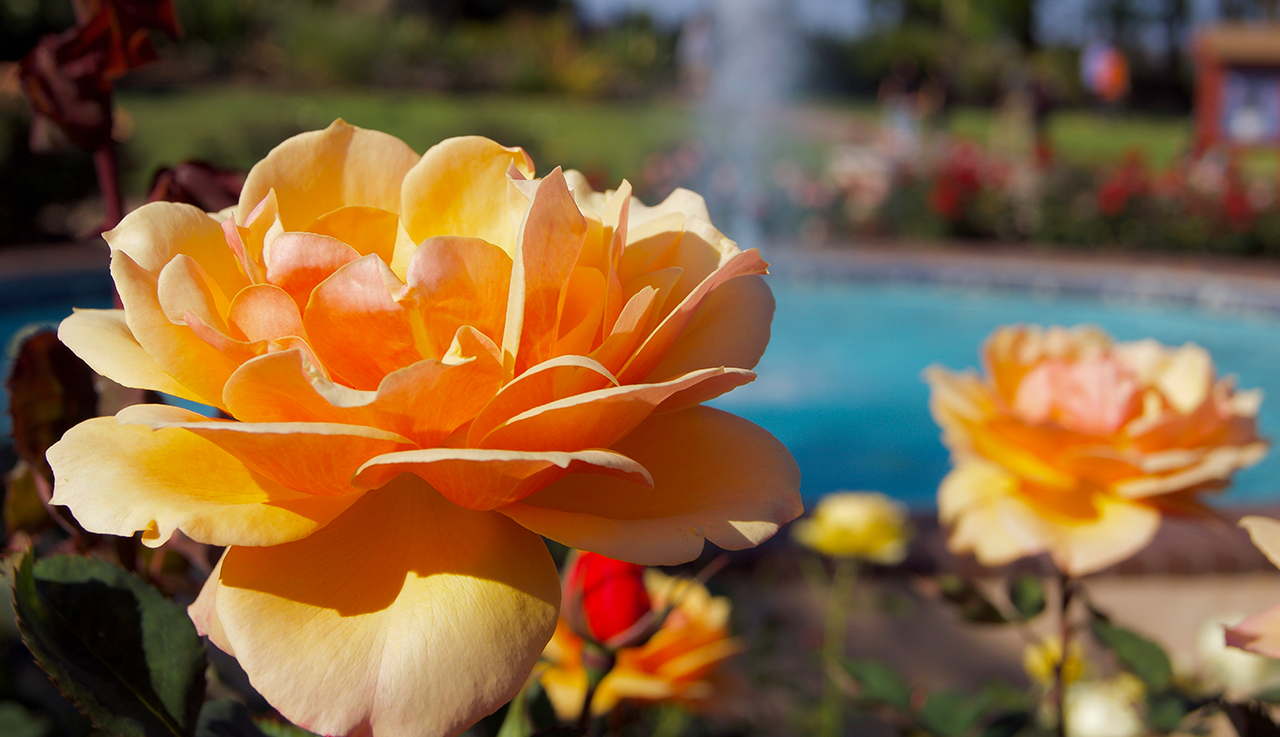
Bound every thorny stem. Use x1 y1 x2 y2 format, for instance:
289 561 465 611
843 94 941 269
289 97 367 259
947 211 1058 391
1053 572 1074 737
820 557 858 737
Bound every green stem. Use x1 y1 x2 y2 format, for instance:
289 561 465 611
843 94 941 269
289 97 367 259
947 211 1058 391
820 557 858 737
1053 573 1074 737
576 643 615 734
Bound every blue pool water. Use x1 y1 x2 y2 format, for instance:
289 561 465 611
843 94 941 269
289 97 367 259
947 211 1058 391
710 280 1280 509
5 271 1280 510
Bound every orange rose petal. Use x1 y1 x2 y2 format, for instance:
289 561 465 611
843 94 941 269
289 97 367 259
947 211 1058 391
106 201 248 299
591 286 661 376
238 120 420 231
401 136 534 253
309 205 401 263
478 367 755 453
265 231 360 311
404 235 513 358
555 266 607 357
47 413 362 548
113 252 239 410
617 213 683 284
225 333 503 446
645 274 775 382
504 168 588 375
1041 494 1160 575
57 309 199 401
227 284 306 343
203 477 559 737
189 555 234 657
117 404 412 497
156 254 232 333
304 255 420 389
467 355 618 446
618 248 768 384
353 447 652 511
502 406 802 565
1226 603 1280 658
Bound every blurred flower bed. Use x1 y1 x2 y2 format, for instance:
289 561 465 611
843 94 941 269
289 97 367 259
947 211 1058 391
636 135 1280 257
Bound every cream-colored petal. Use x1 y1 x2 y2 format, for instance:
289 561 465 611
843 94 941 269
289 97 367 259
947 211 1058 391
47 414 362 547
501 406 802 565
238 120 421 231
57 309 199 401
1242 516 1280 570
207 476 560 737
105 201 248 298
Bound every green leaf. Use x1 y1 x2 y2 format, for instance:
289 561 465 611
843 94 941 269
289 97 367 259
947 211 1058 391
1222 701 1280 737
196 701 268 737
12 552 207 737
496 681 534 737
919 689 989 737
0 701 52 737
938 576 1007 624
1006 575 1045 621
4 462 55 538
1089 616 1172 691
1146 692 1188 733
844 657 911 711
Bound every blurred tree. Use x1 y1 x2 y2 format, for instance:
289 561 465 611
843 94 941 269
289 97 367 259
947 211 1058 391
400 0 565 22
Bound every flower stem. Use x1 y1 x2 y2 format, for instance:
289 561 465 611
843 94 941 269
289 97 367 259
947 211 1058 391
1053 572 1074 737
820 557 858 737
93 141 124 234
577 642 616 734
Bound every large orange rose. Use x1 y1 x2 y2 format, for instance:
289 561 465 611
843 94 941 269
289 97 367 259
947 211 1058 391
926 325 1266 575
46 120 801 737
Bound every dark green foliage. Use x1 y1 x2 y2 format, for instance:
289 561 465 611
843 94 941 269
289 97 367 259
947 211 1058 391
1006 575 1045 621
919 689 990 737
845 657 912 711
12 552 207 737
195 701 269 737
1089 612 1172 691
938 576 1007 624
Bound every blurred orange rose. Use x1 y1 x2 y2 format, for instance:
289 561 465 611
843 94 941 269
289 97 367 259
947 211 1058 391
47 120 801 737
926 325 1266 575
539 568 742 720
1227 516 1280 657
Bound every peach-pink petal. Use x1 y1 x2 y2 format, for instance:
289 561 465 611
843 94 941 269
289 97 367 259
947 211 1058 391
618 248 768 384
644 274 775 382
237 120 421 232
265 231 360 311
304 254 420 389
467 355 618 447
203 477 560 737
404 235 513 358
353 447 653 511
504 168 588 375
478 367 755 453
112 251 239 409
116 404 412 498
501 406 802 566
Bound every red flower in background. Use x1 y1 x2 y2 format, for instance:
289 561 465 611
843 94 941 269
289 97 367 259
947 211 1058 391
928 143 984 222
1096 151 1149 217
563 552 654 645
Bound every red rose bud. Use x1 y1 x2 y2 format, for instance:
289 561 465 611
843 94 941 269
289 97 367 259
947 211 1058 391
564 552 653 645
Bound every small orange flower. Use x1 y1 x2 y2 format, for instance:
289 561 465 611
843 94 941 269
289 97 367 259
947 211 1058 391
926 325 1266 575
47 121 801 736
539 569 742 720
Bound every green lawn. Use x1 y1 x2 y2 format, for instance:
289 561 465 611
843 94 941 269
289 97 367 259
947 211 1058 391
117 87 1213 196
116 86 695 194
